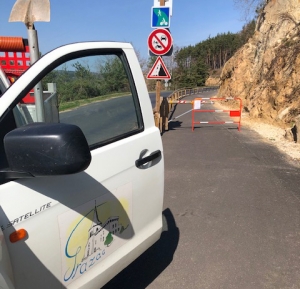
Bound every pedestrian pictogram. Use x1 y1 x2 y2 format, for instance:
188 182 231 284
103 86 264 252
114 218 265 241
148 28 173 56
147 56 171 79
151 7 170 28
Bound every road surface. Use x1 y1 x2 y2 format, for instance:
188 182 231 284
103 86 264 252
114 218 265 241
104 89 300 289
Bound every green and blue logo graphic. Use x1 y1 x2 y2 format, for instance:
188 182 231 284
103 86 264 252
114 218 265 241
151 7 170 28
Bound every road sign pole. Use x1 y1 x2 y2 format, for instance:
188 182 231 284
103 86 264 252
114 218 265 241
155 78 161 111
155 0 166 127
9 0 50 122
27 25 45 122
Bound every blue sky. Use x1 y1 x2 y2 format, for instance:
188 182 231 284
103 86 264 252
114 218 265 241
0 0 248 59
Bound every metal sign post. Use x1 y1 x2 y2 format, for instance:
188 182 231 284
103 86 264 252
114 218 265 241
154 0 173 16
9 0 50 122
154 0 166 128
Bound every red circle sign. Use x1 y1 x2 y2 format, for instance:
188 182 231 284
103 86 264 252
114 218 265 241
148 28 173 56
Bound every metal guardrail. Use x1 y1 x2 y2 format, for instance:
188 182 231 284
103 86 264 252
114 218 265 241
156 86 219 133
167 86 219 102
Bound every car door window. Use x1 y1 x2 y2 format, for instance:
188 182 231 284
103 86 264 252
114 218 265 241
13 51 143 149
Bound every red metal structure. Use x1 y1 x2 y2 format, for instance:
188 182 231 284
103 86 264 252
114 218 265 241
0 36 33 103
192 97 242 131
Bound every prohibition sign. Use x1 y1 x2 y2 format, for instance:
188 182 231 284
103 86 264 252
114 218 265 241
148 28 173 56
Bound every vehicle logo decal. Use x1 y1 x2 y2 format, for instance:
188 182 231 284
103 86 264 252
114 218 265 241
58 183 133 285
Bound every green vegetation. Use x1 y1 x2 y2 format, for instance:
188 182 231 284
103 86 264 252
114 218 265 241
42 56 130 110
58 92 129 112
41 20 256 101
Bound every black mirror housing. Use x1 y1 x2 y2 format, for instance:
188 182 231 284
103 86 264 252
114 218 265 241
4 123 91 177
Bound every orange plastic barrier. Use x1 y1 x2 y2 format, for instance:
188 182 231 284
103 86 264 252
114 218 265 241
0 36 25 52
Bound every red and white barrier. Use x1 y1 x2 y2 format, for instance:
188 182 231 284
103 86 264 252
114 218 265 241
192 97 242 131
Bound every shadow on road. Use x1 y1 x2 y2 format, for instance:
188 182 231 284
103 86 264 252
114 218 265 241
167 121 182 130
103 208 180 289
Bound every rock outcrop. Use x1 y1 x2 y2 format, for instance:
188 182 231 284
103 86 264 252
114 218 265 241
219 0 300 131
205 76 220 86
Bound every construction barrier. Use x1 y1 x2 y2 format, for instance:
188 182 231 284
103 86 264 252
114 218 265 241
0 37 33 103
192 97 242 131
154 86 219 133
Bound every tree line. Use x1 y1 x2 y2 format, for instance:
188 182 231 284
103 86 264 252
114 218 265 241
41 19 257 103
161 0 268 90
168 20 256 89
42 56 129 105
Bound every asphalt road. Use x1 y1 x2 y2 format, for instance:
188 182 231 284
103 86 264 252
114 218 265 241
103 89 300 289
60 95 138 145
60 91 171 145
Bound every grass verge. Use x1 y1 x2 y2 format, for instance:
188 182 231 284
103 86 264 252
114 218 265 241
59 92 129 112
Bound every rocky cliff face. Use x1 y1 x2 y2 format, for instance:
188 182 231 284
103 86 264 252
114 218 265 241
219 0 300 130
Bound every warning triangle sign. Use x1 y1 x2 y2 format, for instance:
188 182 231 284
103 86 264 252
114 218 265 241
147 56 171 79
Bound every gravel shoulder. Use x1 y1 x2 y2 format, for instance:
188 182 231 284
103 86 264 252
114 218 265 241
242 114 300 162
215 100 300 165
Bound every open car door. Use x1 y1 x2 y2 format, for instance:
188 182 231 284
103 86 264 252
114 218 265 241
0 42 164 289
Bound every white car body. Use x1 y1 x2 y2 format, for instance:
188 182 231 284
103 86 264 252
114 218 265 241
0 67 10 95
0 42 164 289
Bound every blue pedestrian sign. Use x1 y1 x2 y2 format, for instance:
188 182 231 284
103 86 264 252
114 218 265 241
151 7 170 28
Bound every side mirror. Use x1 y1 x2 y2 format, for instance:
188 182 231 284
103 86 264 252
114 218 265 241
3 123 91 177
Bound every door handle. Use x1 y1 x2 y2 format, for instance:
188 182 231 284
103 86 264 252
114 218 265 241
135 150 161 168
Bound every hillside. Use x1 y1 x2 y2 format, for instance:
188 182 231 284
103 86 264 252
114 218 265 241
218 0 300 140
